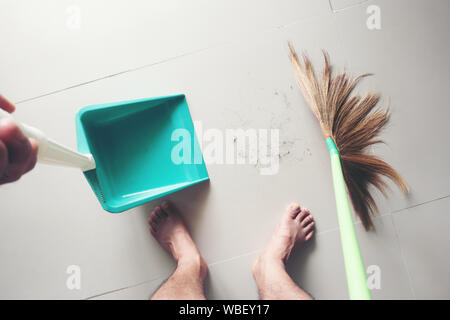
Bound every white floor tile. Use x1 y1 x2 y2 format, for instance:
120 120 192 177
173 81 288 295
355 215 414 299
392 197 450 299
286 229 348 299
0 0 330 102
206 252 260 300
330 0 369 12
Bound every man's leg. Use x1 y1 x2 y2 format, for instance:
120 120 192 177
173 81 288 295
252 203 315 300
149 201 208 300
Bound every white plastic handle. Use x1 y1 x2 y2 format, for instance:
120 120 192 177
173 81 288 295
0 108 96 171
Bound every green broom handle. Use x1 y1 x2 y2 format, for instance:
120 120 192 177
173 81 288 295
326 137 372 300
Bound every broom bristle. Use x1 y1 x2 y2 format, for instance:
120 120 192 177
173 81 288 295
289 43 408 230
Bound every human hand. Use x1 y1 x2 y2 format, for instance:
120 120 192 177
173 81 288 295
0 95 38 184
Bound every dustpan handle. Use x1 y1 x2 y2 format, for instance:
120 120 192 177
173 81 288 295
0 108 96 171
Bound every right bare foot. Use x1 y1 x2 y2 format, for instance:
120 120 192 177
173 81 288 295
148 200 207 279
253 203 315 276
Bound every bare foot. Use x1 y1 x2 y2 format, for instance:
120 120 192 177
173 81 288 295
253 203 315 273
148 200 207 278
252 203 315 300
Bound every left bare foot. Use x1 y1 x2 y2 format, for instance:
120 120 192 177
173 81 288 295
148 201 207 278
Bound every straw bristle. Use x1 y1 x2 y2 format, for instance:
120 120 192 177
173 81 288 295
289 43 408 230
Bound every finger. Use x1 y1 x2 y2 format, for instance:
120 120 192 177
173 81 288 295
0 138 37 184
0 118 32 164
0 167 22 184
0 94 15 113
0 119 33 184
0 140 8 177
24 138 38 173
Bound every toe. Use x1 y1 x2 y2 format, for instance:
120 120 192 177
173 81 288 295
305 231 314 241
296 208 310 222
161 200 174 217
303 221 315 233
300 213 314 227
149 207 161 224
149 220 158 233
286 202 301 219
154 207 165 220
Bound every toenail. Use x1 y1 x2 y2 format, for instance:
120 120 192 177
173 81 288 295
161 201 170 210
289 203 301 211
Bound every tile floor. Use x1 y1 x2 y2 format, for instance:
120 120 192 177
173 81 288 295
0 0 448 299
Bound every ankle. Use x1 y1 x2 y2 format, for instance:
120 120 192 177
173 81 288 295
261 240 292 264
177 254 208 280
169 232 199 261
252 253 286 282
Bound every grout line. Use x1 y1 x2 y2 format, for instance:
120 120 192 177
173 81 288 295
387 194 450 299
85 226 341 299
389 214 417 299
330 0 371 13
391 194 450 216
14 46 213 105
353 210 391 227
13 10 332 105
84 276 164 300
86 250 261 299
272 10 332 31
207 249 261 268
316 226 339 236
208 225 341 267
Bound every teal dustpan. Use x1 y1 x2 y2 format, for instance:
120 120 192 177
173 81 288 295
75 94 209 212
0 94 207 212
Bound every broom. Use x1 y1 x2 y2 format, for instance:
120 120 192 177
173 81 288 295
288 43 408 299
